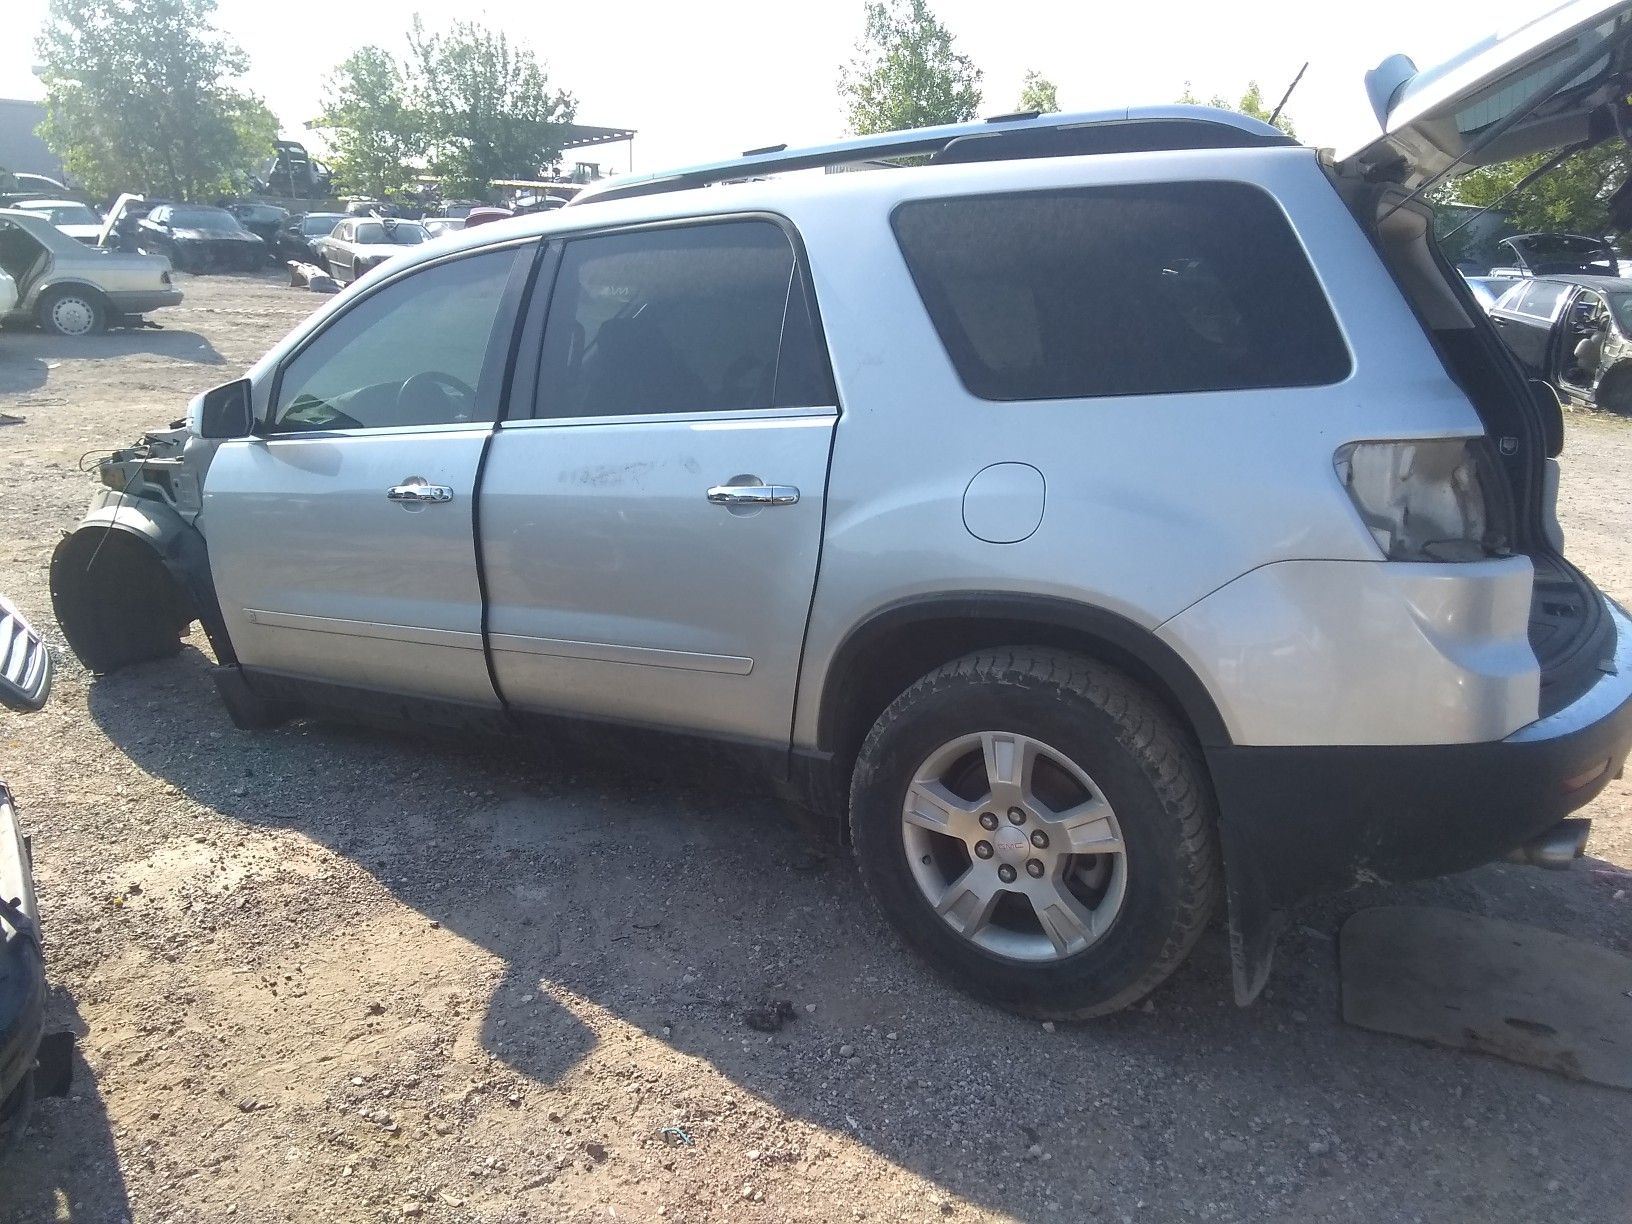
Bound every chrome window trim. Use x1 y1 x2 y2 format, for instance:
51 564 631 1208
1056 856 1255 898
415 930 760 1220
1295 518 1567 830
495 404 837 431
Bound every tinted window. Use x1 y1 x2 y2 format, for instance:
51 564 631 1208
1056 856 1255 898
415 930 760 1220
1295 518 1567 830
535 220 834 418
1514 281 1569 320
272 248 520 432
169 208 239 231
893 183 1351 400
1493 282 1528 312
354 221 427 245
302 215 342 235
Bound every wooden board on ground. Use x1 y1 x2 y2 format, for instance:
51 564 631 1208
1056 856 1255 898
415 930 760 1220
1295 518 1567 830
1341 905 1632 1090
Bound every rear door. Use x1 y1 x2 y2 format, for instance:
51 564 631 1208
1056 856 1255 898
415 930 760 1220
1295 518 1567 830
1489 279 1570 373
204 243 531 706
480 216 838 742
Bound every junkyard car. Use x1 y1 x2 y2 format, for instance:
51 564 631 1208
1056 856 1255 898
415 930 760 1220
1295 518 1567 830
7 198 102 246
225 202 290 257
0 268 15 319
0 207 180 336
0 596 73 1159
136 204 266 273
51 0 1632 1019
1490 274 1632 412
313 217 428 283
273 212 345 265
1487 232 1621 278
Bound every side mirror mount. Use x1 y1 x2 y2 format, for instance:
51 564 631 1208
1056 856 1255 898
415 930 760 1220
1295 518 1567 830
190 378 255 439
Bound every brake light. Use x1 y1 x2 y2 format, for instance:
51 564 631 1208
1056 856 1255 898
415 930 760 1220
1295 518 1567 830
1333 438 1513 562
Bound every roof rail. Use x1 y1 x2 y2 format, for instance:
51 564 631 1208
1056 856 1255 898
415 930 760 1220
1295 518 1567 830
569 106 1292 208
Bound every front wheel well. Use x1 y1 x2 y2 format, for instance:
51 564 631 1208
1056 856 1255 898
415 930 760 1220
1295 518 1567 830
50 527 194 673
815 600 1231 797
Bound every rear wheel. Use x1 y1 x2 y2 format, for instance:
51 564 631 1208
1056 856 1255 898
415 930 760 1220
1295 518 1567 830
849 649 1222 1019
37 287 105 337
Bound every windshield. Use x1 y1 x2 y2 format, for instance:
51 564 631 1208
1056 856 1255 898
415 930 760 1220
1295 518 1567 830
22 202 99 226
1610 293 1632 333
354 221 427 245
302 215 342 235
169 208 240 232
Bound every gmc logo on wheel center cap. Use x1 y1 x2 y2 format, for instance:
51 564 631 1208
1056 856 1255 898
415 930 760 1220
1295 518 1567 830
992 826 1029 861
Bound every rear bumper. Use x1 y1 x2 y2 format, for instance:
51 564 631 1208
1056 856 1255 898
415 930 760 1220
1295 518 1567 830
106 289 184 315
1209 595 1632 911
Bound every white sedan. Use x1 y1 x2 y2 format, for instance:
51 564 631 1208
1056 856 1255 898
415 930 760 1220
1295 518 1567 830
313 217 429 284
9 198 103 245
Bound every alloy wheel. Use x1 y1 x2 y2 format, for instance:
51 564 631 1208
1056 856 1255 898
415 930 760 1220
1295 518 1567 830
900 730 1128 962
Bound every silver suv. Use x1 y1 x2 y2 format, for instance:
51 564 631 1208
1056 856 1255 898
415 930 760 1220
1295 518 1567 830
51 1 1632 1017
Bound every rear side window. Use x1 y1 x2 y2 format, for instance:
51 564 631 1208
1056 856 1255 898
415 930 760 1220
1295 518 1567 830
534 219 835 418
1513 280 1569 321
892 182 1351 401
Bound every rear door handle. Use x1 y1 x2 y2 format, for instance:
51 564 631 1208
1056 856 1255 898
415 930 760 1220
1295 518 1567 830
387 480 454 504
706 484 799 507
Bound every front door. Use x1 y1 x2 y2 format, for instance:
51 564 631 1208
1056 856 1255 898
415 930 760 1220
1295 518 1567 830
204 244 531 706
481 218 839 742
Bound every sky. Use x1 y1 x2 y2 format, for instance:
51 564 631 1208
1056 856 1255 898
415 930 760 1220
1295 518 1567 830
1 0 1554 176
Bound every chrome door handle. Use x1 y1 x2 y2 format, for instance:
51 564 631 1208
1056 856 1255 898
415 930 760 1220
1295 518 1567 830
386 481 454 504
706 484 800 507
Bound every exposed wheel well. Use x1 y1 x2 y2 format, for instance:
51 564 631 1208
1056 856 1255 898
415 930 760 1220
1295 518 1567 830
51 527 194 673
815 599 1231 796
1597 361 1632 414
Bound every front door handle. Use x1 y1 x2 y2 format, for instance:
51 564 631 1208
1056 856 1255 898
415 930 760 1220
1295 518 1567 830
706 483 800 507
387 479 454 504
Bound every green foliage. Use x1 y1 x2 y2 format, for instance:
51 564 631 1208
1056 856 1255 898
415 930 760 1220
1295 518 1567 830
840 0 982 135
406 18 576 200
1450 144 1630 241
1178 79 1296 139
319 47 422 199
1019 70 1060 115
36 0 275 198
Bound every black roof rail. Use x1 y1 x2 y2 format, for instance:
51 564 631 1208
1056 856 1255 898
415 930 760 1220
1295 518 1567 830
569 105 1292 208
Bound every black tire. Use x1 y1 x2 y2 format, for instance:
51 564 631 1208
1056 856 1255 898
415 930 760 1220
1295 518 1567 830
37 286 106 337
849 649 1222 1019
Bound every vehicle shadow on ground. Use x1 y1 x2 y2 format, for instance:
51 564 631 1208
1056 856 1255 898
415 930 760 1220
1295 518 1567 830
0 352 48 398
0 327 226 368
2 991 132 1223
84 648 1632 1221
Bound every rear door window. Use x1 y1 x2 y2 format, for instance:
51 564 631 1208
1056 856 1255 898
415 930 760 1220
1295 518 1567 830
1513 280 1569 321
892 182 1351 400
533 219 835 418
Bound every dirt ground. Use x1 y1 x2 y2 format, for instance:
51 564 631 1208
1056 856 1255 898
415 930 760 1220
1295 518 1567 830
1 273 1630 1224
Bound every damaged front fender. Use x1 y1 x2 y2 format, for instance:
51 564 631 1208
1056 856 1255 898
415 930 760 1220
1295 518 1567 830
50 494 234 673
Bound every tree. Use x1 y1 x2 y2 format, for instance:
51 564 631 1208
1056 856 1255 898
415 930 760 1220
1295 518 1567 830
1450 145 1629 241
840 0 982 135
319 47 422 199
406 18 576 199
1018 70 1059 114
1178 80 1296 140
36 0 277 198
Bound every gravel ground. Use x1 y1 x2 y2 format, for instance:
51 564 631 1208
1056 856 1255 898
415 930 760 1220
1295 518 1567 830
0 273 1629 1224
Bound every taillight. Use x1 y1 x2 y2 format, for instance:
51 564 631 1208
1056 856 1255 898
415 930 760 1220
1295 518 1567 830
1333 438 1513 562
